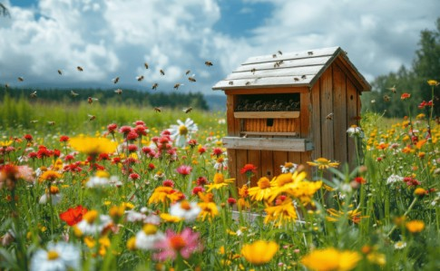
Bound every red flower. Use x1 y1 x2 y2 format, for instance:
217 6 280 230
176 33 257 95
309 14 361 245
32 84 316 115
24 134 33 142
176 165 192 176
227 197 237 206
59 205 88 226
163 179 174 187
59 135 69 142
107 123 118 134
119 126 132 134
354 177 367 184
240 164 257 175
212 147 223 157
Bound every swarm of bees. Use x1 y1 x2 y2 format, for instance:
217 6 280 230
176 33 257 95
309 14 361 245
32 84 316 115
236 98 300 112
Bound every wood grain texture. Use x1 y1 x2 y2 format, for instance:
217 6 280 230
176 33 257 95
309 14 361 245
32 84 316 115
333 64 348 164
222 137 313 152
320 67 334 160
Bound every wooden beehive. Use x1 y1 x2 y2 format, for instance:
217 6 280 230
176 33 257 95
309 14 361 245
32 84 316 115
212 47 371 187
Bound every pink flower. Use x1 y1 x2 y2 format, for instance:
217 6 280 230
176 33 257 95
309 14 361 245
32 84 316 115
153 228 202 261
176 165 192 176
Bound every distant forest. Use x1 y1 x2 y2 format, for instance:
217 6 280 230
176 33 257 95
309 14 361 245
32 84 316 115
0 86 210 110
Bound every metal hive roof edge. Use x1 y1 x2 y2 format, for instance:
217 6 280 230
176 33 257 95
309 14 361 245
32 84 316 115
212 46 371 92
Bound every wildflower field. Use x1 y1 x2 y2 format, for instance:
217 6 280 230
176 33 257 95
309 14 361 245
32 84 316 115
1 83 440 271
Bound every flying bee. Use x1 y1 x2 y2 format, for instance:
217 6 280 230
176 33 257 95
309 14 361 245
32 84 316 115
387 85 396 93
250 68 256 74
77 66 83 71
185 70 191 75
278 50 283 55
47 121 55 126
71 90 79 97
205 61 213 66
160 69 165 76
188 77 196 82
183 107 193 113
112 76 120 84
88 114 96 121
154 107 162 113
88 97 98 104
152 83 158 90
114 88 122 95
144 62 149 69
30 91 37 98
136 75 144 81
58 69 63 75
18 77 24 82
174 83 183 90
383 95 391 102
5 84 9 89
326 113 334 120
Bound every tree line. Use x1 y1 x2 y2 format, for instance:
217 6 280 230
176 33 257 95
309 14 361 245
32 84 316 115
362 17 440 118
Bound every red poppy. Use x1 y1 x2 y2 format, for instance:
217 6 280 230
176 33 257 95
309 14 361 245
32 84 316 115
401 93 411 100
59 205 88 226
240 164 257 175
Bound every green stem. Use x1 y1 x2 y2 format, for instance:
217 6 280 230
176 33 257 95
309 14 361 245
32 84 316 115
386 197 418 237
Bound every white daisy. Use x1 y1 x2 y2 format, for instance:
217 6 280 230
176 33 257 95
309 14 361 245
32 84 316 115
39 193 62 205
394 241 407 250
280 162 298 173
75 210 112 236
30 242 80 271
346 125 364 138
386 174 403 185
169 200 201 222
135 224 165 250
168 118 198 147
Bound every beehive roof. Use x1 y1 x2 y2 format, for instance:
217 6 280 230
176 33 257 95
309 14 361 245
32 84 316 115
212 46 371 91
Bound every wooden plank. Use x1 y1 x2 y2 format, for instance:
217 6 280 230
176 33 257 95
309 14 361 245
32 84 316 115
213 75 313 90
261 150 274 178
288 151 302 165
235 150 248 188
234 56 332 72
222 137 313 152
300 91 310 138
225 65 323 81
335 55 371 92
234 111 300 119
224 87 309 95
273 151 288 176
347 79 358 168
226 95 240 136
320 67 334 161
311 80 322 160
227 149 237 180
333 64 348 165
247 150 261 187
242 47 340 65
240 131 298 136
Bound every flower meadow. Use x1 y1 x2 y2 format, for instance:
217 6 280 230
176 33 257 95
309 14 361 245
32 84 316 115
1 82 440 271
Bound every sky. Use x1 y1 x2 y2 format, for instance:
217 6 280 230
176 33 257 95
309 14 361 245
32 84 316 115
0 0 439 95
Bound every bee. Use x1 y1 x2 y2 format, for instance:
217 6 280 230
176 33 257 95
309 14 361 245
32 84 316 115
245 81 251 86
293 77 299 81
250 68 256 74
5 84 9 89
188 77 196 82
77 66 83 71
228 81 233 85
88 97 98 104
205 61 213 66
114 88 122 95
152 83 158 90
326 113 334 120
88 114 96 121
387 85 396 93
301 75 306 79
30 91 37 98
136 75 144 81
160 69 165 76
144 62 149 69
183 107 193 113
278 50 283 55
30 120 38 124
154 107 162 113
383 95 390 102
307 51 313 56
272 54 277 58
112 76 120 84
185 70 191 75
174 83 183 90
58 69 63 75
47 121 55 126
18 77 24 82
71 90 79 97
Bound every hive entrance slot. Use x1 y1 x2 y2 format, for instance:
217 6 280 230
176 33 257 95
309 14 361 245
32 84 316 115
266 118 274 127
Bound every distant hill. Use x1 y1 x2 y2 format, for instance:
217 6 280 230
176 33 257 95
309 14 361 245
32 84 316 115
205 94 226 112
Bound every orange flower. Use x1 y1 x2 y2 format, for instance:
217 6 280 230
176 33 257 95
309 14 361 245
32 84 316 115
405 220 425 233
59 205 88 226
401 93 411 100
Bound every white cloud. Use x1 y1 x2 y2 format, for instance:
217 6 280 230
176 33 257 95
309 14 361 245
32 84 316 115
0 0 438 92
